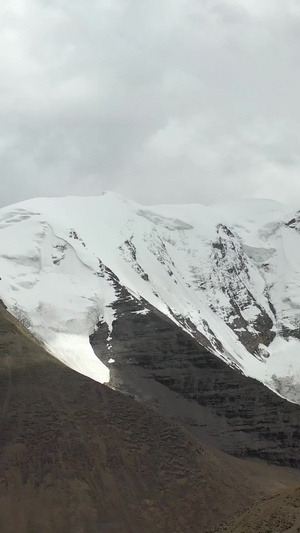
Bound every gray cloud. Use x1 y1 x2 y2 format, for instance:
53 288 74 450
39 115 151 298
1 0 300 207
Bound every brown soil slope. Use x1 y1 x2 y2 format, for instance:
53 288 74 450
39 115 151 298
0 301 298 533
214 486 300 533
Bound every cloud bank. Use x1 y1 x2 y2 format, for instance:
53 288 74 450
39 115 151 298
1 0 300 207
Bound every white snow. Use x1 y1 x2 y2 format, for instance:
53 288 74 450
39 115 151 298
44 332 110 383
1 193 300 402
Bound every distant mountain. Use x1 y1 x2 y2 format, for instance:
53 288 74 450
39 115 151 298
1 192 300 402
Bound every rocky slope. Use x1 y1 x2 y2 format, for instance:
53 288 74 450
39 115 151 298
91 288 300 467
3 301 300 533
214 487 300 533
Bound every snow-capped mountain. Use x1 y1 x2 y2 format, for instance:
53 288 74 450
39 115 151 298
1 192 300 402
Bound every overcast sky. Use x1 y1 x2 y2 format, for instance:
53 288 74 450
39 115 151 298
1 0 300 208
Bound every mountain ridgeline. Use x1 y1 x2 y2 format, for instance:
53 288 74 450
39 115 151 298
1 194 300 400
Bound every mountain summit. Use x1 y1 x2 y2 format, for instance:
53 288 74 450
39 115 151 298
1 193 300 402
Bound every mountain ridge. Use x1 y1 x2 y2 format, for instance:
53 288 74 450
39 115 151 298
1 193 300 402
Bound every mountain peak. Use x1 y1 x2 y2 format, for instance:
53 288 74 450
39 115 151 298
1 195 300 402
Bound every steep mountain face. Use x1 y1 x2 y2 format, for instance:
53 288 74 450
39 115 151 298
1 193 300 402
91 292 300 467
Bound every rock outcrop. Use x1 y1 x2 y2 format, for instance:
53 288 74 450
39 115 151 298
91 287 300 467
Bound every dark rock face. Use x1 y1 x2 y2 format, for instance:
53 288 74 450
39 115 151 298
208 225 275 354
91 287 300 468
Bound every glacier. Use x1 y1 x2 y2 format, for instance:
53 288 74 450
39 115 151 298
1 192 300 402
